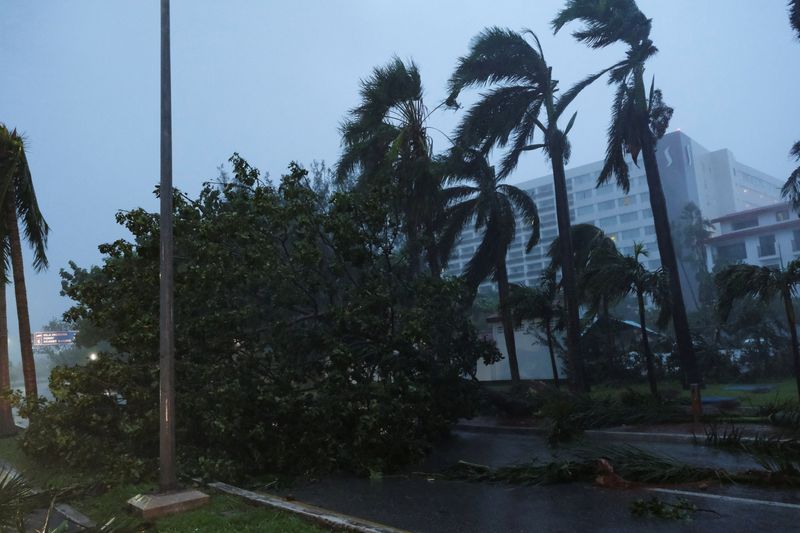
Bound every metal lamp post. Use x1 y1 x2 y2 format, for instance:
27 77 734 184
159 0 177 492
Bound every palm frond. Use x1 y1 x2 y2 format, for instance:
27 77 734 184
790 0 800 39
499 183 540 251
783 142 800 213
453 86 540 156
716 264 781 321
552 0 652 49
447 27 547 103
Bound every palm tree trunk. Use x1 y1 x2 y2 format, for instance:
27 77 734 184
424 221 441 279
637 289 658 397
781 288 800 400
496 259 520 383
0 279 16 436
545 321 560 388
549 147 588 392
6 192 36 399
635 80 700 387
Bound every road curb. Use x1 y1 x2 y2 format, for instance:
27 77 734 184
208 481 411 533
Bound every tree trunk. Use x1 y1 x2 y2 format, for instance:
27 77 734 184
637 289 658 397
0 279 15 436
496 259 520 383
6 192 37 399
549 147 587 392
424 221 441 279
602 296 615 362
782 288 800 401
636 84 700 387
545 321 560 388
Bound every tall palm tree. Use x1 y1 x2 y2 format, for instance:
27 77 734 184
508 271 563 387
553 0 701 386
716 260 800 400
337 58 444 277
781 1 800 212
441 150 540 383
446 27 618 392
0 125 49 400
582 243 664 396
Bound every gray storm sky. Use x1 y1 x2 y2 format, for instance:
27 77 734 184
1 0 798 364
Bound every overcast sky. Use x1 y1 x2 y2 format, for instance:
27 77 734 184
1 0 798 365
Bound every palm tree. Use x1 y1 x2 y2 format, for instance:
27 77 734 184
446 27 618 392
548 223 618 359
781 1 800 212
716 260 800 400
441 150 540 383
508 271 563 387
337 58 444 277
0 210 12 435
553 0 702 387
582 243 664 396
0 125 49 400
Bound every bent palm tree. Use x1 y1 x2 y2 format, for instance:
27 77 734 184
582 243 664 396
553 0 701 386
716 260 800 400
508 271 563 387
441 150 540 382
0 125 49 400
337 58 444 276
447 27 617 391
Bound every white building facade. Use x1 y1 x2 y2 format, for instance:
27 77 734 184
447 131 782 300
706 202 800 271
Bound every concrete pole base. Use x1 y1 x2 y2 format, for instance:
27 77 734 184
128 489 210 520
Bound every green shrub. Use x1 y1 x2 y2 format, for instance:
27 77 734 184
18 160 498 482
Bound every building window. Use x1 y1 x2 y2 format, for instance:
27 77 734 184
574 189 592 201
596 182 614 195
576 205 595 217
599 215 617 226
776 210 790 222
758 234 776 257
645 225 656 235
717 242 747 261
621 228 641 240
618 196 636 207
732 218 758 231
598 199 616 211
793 230 800 252
619 212 638 224
642 208 653 219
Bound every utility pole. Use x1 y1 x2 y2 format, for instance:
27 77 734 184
159 0 177 492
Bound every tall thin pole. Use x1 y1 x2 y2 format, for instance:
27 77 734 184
159 0 177 491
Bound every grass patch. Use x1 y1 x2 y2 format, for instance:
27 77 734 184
0 435 325 532
591 379 798 408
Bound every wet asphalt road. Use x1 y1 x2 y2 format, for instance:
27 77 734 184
283 430 800 532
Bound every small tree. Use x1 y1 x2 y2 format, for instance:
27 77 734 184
440 150 540 383
508 271 563 387
716 260 800 400
582 243 665 396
